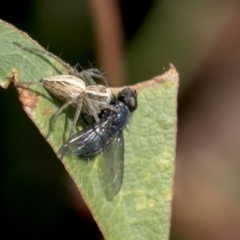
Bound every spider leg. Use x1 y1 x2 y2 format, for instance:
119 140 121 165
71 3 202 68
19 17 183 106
13 42 75 74
69 96 83 139
98 103 118 113
80 68 110 86
81 92 100 123
47 99 75 139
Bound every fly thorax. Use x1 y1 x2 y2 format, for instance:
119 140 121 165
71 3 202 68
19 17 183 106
114 103 131 131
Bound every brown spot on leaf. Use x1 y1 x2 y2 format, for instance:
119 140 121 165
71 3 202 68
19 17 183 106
10 69 20 83
17 87 40 110
43 107 53 116
8 69 40 109
3 69 19 89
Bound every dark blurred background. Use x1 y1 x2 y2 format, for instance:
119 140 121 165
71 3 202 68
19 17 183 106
1 0 240 239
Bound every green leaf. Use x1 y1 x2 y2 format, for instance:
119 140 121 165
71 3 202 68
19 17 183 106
0 19 178 240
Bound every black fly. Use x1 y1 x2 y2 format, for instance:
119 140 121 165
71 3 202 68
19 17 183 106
59 88 138 199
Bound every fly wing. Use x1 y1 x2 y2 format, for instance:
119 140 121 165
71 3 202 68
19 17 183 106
98 131 124 200
105 132 124 195
59 120 110 158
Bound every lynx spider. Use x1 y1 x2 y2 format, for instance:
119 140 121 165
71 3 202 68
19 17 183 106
12 42 117 139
